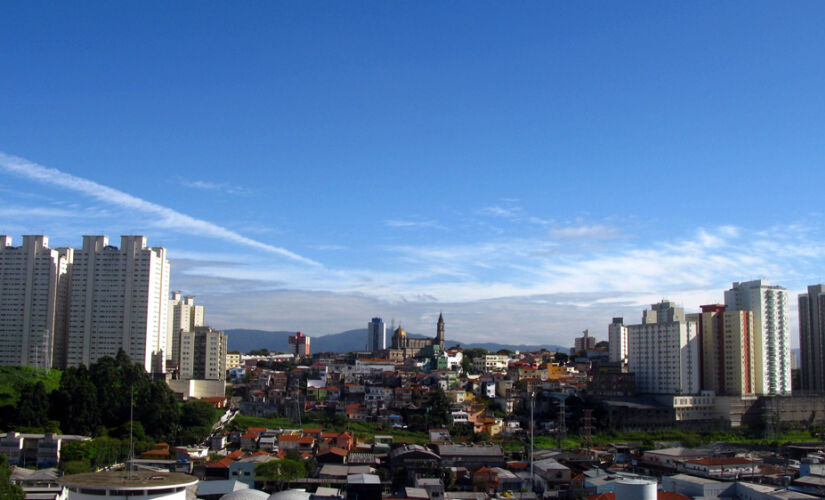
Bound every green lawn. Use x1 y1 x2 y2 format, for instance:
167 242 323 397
0 366 61 406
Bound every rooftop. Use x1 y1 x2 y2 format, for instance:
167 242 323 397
58 471 198 489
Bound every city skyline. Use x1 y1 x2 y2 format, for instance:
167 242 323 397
2 3 825 346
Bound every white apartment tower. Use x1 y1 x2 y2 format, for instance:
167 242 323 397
168 292 205 362
0 236 72 369
608 317 628 363
367 317 386 352
65 236 170 374
179 326 227 380
724 280 791 395
627 300 700 394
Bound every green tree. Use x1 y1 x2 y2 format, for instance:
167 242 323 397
17 381 49 428
249 348 270 356
429 389 451 427
0 454 24 500
50 365 101 435
256 459 306 488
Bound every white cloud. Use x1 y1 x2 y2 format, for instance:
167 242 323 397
385 219 446 230
549 224 623 240
0 152 320 266
479 205 522 218
179 178 249 195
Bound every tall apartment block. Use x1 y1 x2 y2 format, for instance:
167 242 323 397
724 280 791 395
573 329 596 353
627 300 700 394
687 304 755 396
65 236 170 374
179 326 227 380
798 284 825 392
608 317 628 363
168 292 205 362
289 331 310 358
0 236 72 369
367 317 386 352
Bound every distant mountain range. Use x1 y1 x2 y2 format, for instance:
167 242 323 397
225 328 567 354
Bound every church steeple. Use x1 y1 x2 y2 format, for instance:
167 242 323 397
436 312 445 347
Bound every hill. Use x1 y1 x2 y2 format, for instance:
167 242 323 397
0 366 62 406
225 328 566 354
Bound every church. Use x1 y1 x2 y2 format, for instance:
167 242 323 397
381 313 446 361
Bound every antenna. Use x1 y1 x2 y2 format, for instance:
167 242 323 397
128 385 135 479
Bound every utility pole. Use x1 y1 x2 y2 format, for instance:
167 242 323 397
530 391 535 492
128 385 135 479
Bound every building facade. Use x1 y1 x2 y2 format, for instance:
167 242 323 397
384 313 446 361
689 304 755 396
179 326 227 380
65 236 170 374
798 284 825 393
724 280 792 395
167 291 205 362
289 331 310 357
573 329 596 353
627 300 700 394
367 317 386 352
0 236 72 369
608 317 628 363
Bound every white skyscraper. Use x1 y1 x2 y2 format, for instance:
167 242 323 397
168 291 205 362
608 317 628 363
0 236 72 369
724 280 791 395
65 236 170 374
367 317 386 352
627 301 700 394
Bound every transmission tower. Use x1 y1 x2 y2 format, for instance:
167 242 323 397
582 409 594 457
557 398 566 450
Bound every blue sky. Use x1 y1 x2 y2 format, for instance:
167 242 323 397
2 2 825 346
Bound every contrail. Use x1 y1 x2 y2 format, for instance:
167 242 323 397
0 152 321 266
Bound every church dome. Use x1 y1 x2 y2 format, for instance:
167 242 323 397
395 326 407 337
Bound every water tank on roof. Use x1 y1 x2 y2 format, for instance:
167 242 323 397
614 479 656 500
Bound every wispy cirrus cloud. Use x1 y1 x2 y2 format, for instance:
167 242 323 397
178 178 250 196
549 224 624 240
478 204 523 219
0 152 319 266
385 219 447 230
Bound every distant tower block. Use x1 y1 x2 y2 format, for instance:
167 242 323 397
289 331 311 358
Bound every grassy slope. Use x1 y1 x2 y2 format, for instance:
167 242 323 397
0 366 61 406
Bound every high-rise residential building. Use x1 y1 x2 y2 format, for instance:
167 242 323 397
724 280 791 395
573 329 597 353
65 236 170 374
367 317 386 352
179 326 227 380
798 284 825 392
168 292 205 362
608 317 628 363
0 236 72 369
627 300 700 394
688 304 755 396
289 331 310 358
